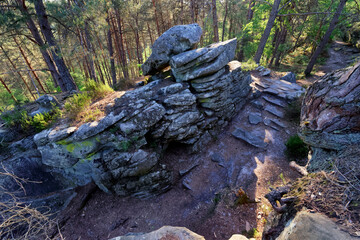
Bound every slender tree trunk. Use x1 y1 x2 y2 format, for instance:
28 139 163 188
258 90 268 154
0 45 35 100
147 22 154 45
180 0 184 24
115 10 129 80
33 0 78 91
221 0 228 42
190 0 196 23
247 0 255 21
106 16 117 86
254 0 281 64
14 37 47 93
305 0 347 75
152 0 161 36
212 0 219 42
0 77 17 103
84 21 97 82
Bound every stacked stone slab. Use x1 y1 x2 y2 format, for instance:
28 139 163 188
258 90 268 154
31 24 251 198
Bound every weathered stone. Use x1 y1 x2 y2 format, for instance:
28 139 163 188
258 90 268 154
30 94 61 117
262 95 287 107
34 128 52 146
171 38 237 81
142 24 202 75
228 235 249 240
300 63 360 150
264 105 284 118
277 211 357 240
248 112 262 125
260 68 271 76
280 72 296 83
232 127 268 149
121 150 158 177
48 126 77 142
163 90 197 106
110 226 205 240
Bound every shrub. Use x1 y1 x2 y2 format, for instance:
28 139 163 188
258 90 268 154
64 93 92 120
285 135 308 161
84 80 113 100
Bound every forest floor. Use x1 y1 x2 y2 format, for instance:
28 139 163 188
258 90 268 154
54 41 360 240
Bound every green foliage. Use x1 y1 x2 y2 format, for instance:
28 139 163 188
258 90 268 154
285 135 308 161
1 105 61 133
82 107 102 122
64 93 92 120
1 109 25 128
84 80 114 100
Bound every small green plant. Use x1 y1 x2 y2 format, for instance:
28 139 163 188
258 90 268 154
82 107 102 122
84 79 113 100
285 135 308 161
1 108 25 128
20 107 61 132
64 93 92 120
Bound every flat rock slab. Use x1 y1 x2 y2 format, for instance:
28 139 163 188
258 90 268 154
280 72 296 83
264 105 284 118
262 95 287 108
232 127 268 149
110 226 205 240
248 112 262 125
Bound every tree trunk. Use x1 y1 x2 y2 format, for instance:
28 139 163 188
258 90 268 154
0 45 36 100
84 21 97 82
221 0 228 42
114 9 129 80
106 16 117 86
247 0 255 21
254 0 281 64
180 0 184 24
212 0 219 42
16 0 65 92
305 0 347 76
147 22 154 45
152 0 161 36
14 37 47 93
33 0 78 91
0 77 17 103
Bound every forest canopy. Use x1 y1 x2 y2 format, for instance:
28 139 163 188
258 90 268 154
0 0 359 109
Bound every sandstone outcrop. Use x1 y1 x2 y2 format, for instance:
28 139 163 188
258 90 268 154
29 24 251 198
300 62 360 171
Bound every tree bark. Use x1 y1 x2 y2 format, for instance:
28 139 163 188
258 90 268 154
14 37 47 93
84 21 97 82
152 0 161 36
33 0 78 91
106 16 117 86
114 9 129 80
221 0 228 42
212 0 219 42
305 0 347 76
247 0 255 21
254 0 281 64
0 45 35 100
0 77 17 103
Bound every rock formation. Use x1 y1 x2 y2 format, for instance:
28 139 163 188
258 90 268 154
300 62 360 171
25 24 252 198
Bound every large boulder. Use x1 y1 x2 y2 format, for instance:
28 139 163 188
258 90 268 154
142 24 202 76
30 94 61 117
110 226 205 240
277 211 357 240
300 62 360 151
